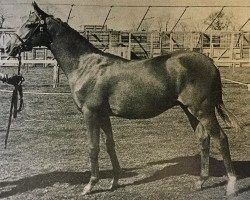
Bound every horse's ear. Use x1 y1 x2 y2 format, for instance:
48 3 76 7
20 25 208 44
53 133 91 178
32 1 49 17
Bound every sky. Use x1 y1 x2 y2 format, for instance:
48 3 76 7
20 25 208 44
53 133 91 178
1 0 250 31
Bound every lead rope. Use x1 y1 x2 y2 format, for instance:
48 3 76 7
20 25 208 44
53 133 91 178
17 53 24 112
5 53 25 149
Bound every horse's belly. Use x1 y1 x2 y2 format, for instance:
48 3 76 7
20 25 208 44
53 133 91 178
109 93 176 119
111 107 175 119
108 71 178 119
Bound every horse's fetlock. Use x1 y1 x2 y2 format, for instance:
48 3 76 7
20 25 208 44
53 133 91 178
198 134 209 142
89 146 100 153
90 176 99 184
200 146 209 151
89 175 100 185
107 146 116 154
200 174 209 181
219 132 228 142
106 138 115 147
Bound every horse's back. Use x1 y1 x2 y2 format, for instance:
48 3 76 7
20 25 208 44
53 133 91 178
107 51 219 118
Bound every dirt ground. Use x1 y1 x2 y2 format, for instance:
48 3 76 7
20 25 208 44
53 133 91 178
0 66 249 200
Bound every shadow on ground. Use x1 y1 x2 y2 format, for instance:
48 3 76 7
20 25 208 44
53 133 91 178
121 154 250 194
0 169 137 199
0 155 249 198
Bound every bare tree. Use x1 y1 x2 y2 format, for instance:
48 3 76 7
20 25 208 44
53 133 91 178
128 11 138 31
225 12 239 31
130 21 137 31
156 14 171 32
0 8 12 28
176 20 204 32
192 20 204 32
176 21 189 32
0 15 5 28
140 19 154 31
204 10 236 31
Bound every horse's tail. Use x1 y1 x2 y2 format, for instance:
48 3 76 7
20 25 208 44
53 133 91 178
215 103 242 131
213 67 242 131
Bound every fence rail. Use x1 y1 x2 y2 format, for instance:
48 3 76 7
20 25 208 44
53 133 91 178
1 30 250 66
0 60 57 64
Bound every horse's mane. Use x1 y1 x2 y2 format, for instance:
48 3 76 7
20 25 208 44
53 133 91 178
50 16 99 52
48 16 128 61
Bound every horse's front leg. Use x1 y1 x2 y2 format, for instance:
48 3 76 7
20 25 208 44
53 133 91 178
82 107 101 195
100 114 122 190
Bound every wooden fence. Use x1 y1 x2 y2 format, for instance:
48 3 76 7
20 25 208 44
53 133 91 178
1 30 250 89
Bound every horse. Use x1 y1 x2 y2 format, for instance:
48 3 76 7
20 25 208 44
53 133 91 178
5 2 240 196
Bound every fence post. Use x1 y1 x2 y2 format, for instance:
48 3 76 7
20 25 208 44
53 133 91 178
53 64 60 88
200 32 204 53
32 48 35 67
150 32 154 58
109 31 112 49
119 31 122 44
230 32 235 72
25 52 29 73
240 31 244 67
170 33 174 52
159 32 162 54
209 33 214 58
44 48 47 68
128 32 131 60
190 33 194 51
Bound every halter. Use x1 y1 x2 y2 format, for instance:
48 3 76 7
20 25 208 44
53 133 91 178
4 12 49 148
11 12 52 51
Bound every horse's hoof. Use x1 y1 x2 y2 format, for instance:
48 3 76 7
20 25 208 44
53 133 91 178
82 185 92 195
226 187 237 198
109 184 118 191
195 180 203 190
226 188 236 196
109 179 119 190
226 192 237 199
226 175 237 197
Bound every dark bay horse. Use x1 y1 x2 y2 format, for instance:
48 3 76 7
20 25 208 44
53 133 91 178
5 2 240 196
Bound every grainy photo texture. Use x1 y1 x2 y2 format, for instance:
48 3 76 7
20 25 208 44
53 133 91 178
0 0 249 199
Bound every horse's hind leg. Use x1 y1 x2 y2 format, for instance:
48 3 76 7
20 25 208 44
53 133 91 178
100 114 122 190
216 126 236 196
188 105 236 196
180 105 210 189
194 118 211 190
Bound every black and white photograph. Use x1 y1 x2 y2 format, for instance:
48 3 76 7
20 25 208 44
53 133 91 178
0 0 249 199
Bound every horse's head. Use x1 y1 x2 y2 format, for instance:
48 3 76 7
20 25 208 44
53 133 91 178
5 2 52 56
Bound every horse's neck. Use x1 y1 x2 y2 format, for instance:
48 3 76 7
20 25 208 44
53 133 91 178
47 18 102 76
